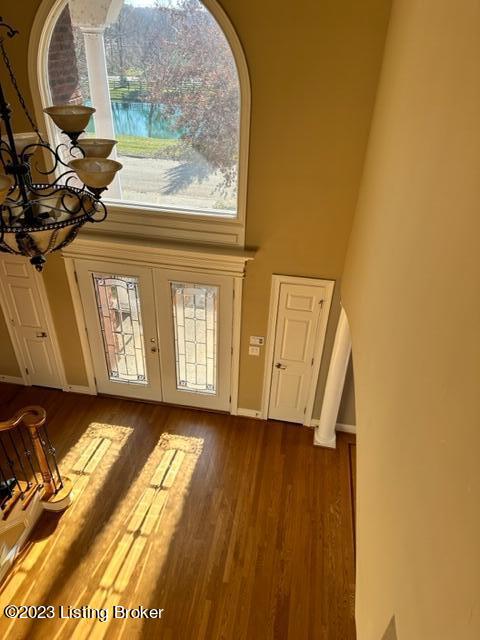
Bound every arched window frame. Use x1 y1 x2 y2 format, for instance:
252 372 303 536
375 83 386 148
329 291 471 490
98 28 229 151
28 0 250 248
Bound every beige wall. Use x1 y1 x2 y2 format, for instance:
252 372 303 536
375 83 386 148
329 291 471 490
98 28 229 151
337 355 356 426
342 0 480 638
0 306 21 378
0 0 390 408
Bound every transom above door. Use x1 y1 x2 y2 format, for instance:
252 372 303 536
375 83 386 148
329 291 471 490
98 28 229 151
75 260 233 411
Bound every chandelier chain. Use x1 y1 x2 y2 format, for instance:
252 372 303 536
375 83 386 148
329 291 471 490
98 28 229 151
0 38 45 143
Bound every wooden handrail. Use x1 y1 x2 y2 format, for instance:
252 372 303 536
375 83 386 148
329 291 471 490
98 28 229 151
0 406 55 496
0 406 46 432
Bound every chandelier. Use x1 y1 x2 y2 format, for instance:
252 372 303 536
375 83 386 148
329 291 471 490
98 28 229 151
0 19 122 271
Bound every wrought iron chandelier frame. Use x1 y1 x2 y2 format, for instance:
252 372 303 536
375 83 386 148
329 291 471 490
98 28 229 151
0 17 116 271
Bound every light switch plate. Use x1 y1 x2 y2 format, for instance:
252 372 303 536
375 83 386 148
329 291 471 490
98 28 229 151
249 336 265 346
248 345 260 356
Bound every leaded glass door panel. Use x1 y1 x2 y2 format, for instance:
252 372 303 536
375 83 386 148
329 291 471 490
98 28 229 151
155 270 233 411
75 261 162 401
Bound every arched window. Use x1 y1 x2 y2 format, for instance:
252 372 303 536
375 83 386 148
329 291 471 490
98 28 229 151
36 0 248 232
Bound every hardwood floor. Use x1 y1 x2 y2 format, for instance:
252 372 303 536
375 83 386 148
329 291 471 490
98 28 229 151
0 383 356 640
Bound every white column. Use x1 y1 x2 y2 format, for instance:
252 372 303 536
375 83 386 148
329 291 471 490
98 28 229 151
314 307 352 448
81 26 122 199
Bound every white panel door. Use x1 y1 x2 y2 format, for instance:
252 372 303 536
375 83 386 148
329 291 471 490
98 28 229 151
155 269 233 411
75 260 163 401
0 256 63 388
268 282 326 423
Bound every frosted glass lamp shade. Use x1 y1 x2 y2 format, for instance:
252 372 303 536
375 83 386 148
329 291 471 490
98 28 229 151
44 105 95 133
77 138 117 158
68 158 123 189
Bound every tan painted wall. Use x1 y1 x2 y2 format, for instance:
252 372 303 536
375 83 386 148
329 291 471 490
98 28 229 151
337 355 355 426
0 0 391 406
342 0 480 638
0 306 21 378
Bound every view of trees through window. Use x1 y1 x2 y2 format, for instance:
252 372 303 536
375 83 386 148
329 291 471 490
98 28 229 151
48 0 240 214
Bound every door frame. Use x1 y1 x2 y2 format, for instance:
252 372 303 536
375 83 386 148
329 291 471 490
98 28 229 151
0 255 67 389
62 234 253 409
261 274 335 425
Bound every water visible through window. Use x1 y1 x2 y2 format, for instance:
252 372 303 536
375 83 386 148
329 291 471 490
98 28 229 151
48 0 240 215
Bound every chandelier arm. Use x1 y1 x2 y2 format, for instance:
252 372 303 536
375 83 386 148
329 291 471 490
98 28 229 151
0 19 119 270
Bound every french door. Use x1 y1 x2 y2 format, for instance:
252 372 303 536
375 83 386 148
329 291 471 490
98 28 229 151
75 261 233 411
76 261 162 401
155 269 233 411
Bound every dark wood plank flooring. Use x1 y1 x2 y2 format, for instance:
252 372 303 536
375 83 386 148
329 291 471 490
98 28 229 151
0 383 356 640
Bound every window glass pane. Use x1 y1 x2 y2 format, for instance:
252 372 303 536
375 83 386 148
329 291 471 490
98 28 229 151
93 274 148 384
170 282 217 394
48 1 240 216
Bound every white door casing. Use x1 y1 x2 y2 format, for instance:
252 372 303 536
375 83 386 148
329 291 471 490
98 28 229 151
75 260 163 401
0 255 66 388
263 275 334 425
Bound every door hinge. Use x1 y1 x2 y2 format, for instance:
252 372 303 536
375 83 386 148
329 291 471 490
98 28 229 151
304 406 307 414
74 270 79 285
311 357 314 366
25 367 29 375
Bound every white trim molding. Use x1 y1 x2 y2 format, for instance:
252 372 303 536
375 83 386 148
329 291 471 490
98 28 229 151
0 375 25 385
63 257 98 395
28 0 251 248
236 407 263 419
62 231 255 276
314 307 352 449
310 419 357 435
261 274 335 426
62 384 97 395
336 422 356 434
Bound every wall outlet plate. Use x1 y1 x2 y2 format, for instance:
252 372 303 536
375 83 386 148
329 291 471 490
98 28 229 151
249 336 265 346
248 345 260 356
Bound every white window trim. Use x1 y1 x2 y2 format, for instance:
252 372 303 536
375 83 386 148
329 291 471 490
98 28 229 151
28 0 251 248
62 231 254 411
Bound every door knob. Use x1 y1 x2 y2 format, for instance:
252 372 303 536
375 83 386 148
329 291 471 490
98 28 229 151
275 363 286 370
151 347 157 353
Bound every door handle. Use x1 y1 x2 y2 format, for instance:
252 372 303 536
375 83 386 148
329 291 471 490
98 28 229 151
151 347 157 353
275 363 286 370
36 331 47 338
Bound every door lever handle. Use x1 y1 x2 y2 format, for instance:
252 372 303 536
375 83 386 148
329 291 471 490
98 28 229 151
275 363 286 370
36 331 47 338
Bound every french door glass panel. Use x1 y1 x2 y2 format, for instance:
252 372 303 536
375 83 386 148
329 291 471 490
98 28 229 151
156 270 233 411
170 282 218 394
76 261 162 401
93 274 148 385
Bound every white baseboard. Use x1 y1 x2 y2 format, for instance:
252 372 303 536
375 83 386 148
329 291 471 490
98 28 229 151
62 384 96 395
236 407 263 419
310 418 356 434
0 375 25 385
336 422 356 434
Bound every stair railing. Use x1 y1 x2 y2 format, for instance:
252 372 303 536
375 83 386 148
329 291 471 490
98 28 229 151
0 406 72 516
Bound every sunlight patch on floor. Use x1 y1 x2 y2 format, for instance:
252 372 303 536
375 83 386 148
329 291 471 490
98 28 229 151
56 432 203 640
0 423 133 638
